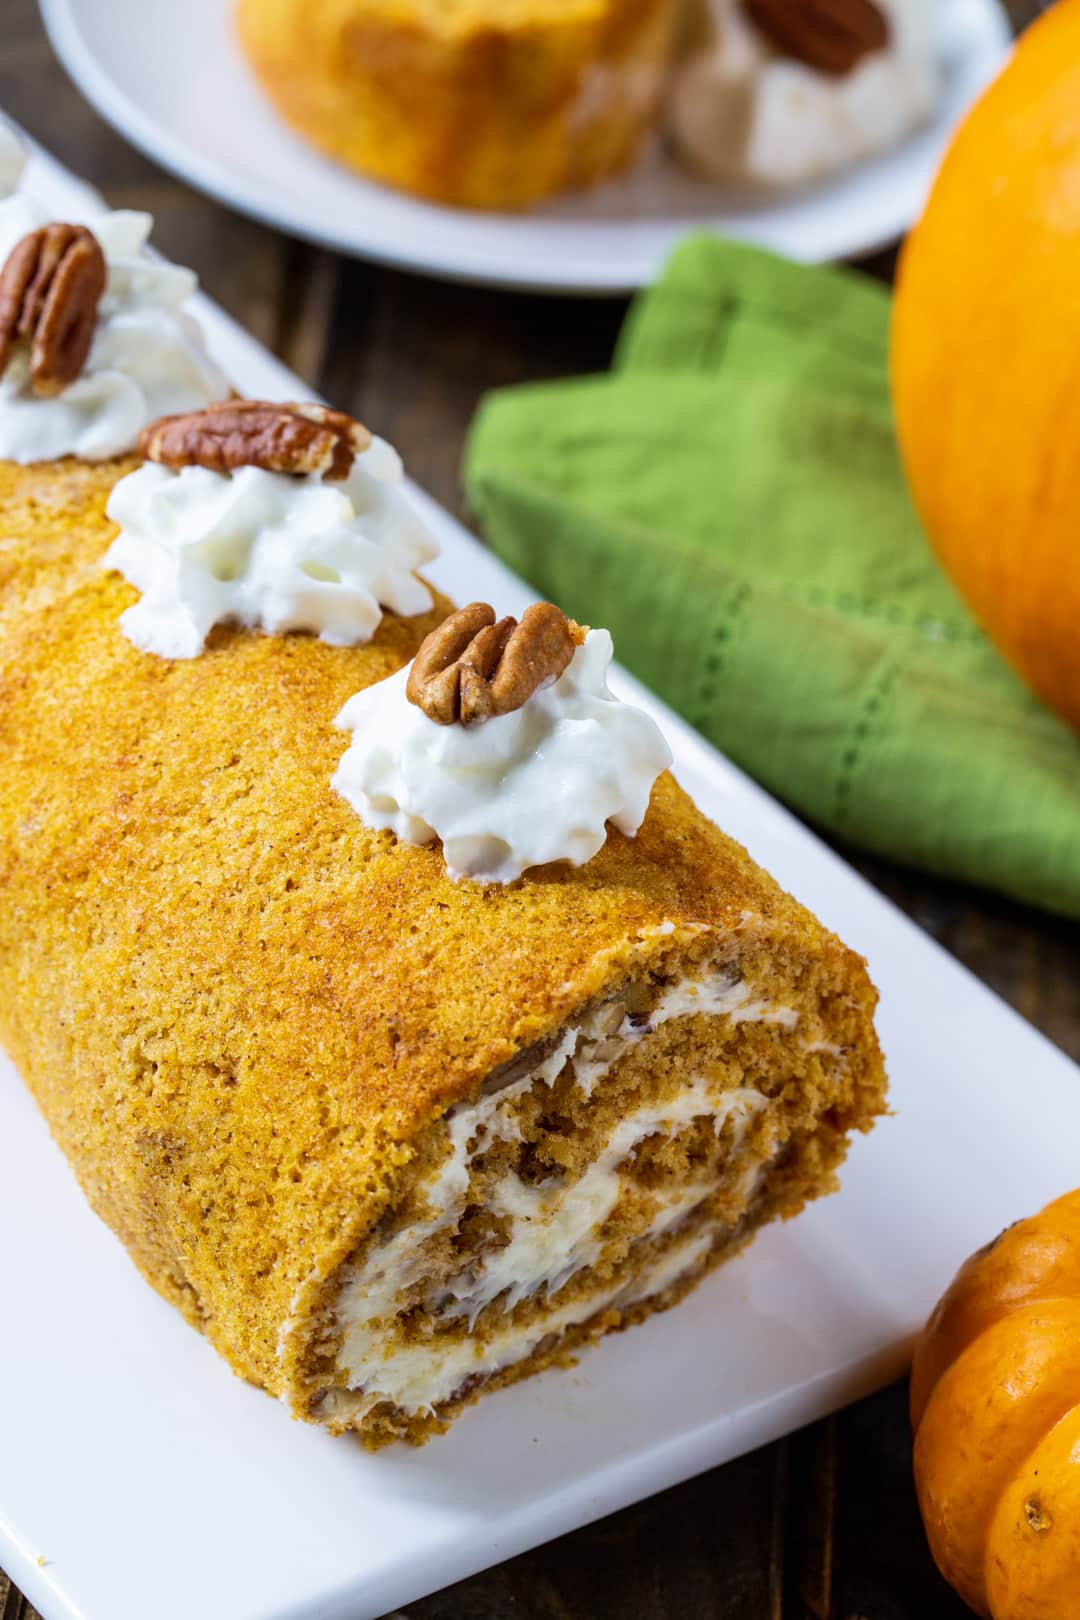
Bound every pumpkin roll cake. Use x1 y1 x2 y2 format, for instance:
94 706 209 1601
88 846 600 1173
235 0 681 209
0 155 886 1446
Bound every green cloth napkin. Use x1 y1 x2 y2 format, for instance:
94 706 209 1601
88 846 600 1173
464 234 1080 921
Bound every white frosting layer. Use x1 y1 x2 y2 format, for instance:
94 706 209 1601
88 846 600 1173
0 198 228 462
650 972 798 1031
446 1076 764 1322
334 967 792 1415
564 974 796 1101
332 628 673 884
0 124 25 198
335 1222 717 1423
670 0 938 189
104 443 439 659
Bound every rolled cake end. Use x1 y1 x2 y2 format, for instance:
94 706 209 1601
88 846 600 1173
281 918 885 1447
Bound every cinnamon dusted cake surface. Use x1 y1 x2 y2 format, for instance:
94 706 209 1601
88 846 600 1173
0 454 886 1428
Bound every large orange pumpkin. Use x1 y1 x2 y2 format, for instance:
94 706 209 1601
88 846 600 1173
892 1 1080 730
912 1190 1080 1617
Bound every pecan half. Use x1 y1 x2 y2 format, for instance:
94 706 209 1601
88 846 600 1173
138 400 373 482
407 601 578 728
0 223 107 396
742 0 890 76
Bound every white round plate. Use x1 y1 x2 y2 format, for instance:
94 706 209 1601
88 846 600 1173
40 0 1011 294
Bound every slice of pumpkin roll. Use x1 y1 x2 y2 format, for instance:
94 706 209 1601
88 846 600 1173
235 0 681 211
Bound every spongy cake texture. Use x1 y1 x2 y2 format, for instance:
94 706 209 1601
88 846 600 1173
235 0 679 208
0 455 887 1443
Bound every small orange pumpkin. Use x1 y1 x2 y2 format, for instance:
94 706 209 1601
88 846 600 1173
912 1190 1080 1618
892 0 1080 731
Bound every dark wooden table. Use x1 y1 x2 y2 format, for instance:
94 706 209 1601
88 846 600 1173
1 4 1067 1617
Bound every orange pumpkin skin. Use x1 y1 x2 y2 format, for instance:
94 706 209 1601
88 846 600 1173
892 0 1080 731
912 1191 1080 1618
985 1406 1080 1619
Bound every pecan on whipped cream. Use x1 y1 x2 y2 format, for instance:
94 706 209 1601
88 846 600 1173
139 400 373 483
669 0 937 192
743 0 890 77
406 601 578 729
105 400 438 659
334 606 673 884
0 224 106 397
0 198 228 463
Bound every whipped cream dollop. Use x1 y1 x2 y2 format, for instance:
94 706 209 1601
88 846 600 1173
669 0 938 190
104 439 439 659
332 627 673 884
0 123 25 198
0 197 228 462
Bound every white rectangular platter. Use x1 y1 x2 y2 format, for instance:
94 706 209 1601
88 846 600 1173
2 137 1079 1620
